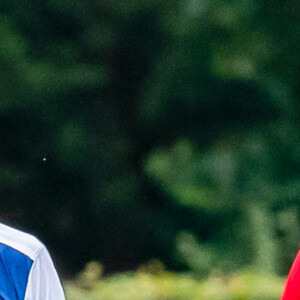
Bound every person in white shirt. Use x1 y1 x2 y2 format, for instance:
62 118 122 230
0 222 65 300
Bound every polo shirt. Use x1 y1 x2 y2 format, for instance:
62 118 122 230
0 223 65 300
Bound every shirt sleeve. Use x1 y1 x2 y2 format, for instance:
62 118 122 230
281 250 300 300
24 246 65 300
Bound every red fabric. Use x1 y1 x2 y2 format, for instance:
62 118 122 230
281 251 300 300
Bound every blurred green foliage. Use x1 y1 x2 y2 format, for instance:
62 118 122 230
64 261 285 300
0 0 299 284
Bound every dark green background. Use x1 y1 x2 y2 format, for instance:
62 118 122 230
0 0 299 277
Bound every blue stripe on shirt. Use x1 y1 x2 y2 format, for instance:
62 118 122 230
0 243 33 300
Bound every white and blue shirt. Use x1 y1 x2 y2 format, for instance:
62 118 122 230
0 223 65 300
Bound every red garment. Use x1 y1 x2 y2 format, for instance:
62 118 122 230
281 251 300 299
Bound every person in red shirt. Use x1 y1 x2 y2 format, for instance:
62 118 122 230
281 251 300 299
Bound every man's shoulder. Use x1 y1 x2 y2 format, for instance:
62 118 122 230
0 223 44 260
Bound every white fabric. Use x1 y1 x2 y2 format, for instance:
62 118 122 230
24 246 65 300
0 223 65 300
0 223 41 260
